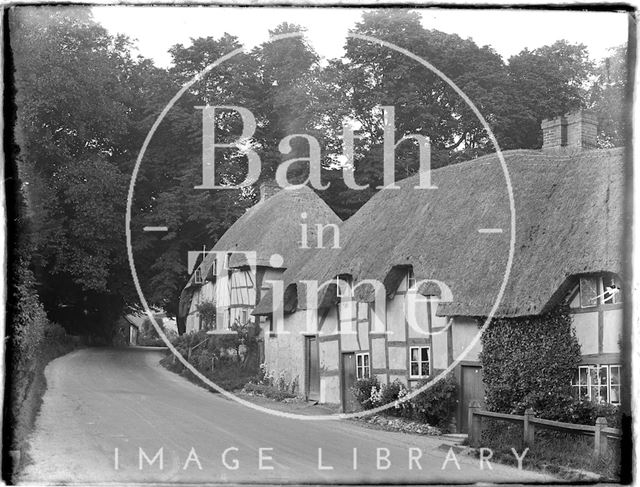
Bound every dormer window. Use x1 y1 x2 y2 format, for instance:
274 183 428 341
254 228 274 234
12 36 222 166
408 269 416 290
336 275 352 298
575 273 623 309
194 268 204 284
602 274 623 304
579 276 598 308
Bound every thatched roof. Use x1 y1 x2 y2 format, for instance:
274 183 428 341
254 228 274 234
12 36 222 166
254 147 624 318
183 185 341 289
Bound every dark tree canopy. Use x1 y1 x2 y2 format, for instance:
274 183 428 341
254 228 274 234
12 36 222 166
10 8 628 339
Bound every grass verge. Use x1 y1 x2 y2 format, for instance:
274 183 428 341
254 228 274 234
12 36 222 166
5 332 77 482
477 417 621 481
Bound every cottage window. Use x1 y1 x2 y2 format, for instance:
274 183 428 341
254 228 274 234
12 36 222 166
241 309 249 325
194 268 204 284
610 365 621 404
602 274 623 304
408 269 416 290
336 276 352 298
579 277 598 308
572 364 621 405
356 352 370 379
575 274 623 308
409 346 430 378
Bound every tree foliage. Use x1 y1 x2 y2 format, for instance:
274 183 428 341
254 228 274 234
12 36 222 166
195 301 217 329
589 45 628 147
11 7 154 336
10 8 628 339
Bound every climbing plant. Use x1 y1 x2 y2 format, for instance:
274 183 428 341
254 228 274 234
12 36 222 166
480 306 581 414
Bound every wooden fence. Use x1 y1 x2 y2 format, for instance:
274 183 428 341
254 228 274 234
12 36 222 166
468 400 622 460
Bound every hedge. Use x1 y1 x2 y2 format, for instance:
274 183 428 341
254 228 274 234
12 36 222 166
480 306 582 414
4 258 76 481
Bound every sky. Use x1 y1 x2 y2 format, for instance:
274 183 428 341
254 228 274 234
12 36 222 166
91 7 629 68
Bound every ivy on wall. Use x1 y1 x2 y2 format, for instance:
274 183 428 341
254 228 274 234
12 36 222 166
480 306 582 414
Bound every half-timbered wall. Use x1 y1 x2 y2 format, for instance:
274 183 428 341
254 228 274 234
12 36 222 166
266 271 470 406
567 273 623 404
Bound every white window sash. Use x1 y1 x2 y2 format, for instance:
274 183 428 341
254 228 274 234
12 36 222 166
409 346 430 378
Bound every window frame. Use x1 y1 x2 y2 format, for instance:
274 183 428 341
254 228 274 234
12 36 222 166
574 274 623 309
408 269 416 290
602 274 623 304
579 276 599 308
336 276 352 298
409 345 431 379
194 267 204 284
356 352 370 380
572 364 621 405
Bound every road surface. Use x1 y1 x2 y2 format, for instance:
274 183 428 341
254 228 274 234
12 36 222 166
19 348 552 484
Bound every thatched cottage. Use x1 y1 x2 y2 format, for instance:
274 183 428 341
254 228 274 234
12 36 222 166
253 110 624 431
178 182 341 345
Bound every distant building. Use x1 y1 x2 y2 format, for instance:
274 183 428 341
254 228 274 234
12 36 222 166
177 182 341 359
116 311 177 346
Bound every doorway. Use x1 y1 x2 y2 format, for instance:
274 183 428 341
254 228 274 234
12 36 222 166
460 365 485 433
305 336 320 401
341 352 359 412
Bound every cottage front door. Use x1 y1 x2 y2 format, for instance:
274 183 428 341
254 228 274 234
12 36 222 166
460 365 485 433
341 352 359 413
305 336 320 401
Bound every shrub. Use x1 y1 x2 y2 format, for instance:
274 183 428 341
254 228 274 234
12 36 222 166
521 394 622 429
5 258 76 481
159 329 261 394
351 377 379 409
379 380 402 405
377 380 413 418
480 306 581 414
351 374 458 428
195 301 216 329
412 374 458 429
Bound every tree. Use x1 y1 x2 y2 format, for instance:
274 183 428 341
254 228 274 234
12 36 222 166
10 7 159 337
129 25 324 322
313 10 513 217
589 45 627 147
503 40 595 149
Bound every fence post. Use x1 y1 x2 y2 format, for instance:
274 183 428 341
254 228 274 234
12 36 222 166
468 400 481 447
523 408 535 448
594 417 608 460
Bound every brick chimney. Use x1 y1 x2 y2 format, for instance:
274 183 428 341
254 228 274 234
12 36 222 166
566 110 597 150
541 110 597 153
259 180 280 202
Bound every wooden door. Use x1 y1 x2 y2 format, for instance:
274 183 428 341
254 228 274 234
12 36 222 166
341 352 359 412
460 365 485 433
305 336 320 401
